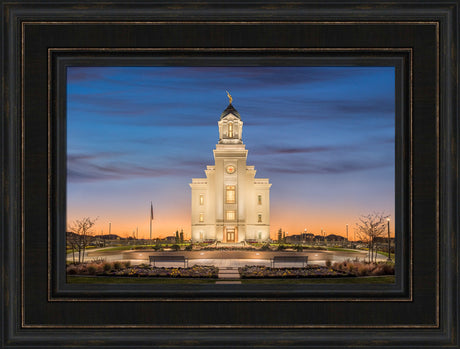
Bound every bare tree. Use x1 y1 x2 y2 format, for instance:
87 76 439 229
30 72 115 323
356 212 389 262
68 217 97 263
66 232 78 264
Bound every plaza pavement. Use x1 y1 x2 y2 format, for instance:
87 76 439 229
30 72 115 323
68 248 389 268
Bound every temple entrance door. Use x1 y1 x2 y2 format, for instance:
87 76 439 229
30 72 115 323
226 227 236 242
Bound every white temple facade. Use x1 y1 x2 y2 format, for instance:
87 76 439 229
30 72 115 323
189 96 271 243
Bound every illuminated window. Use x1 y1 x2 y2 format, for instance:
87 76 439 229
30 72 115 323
226 210 236 221
199 194 204 205
228 122 233 138
258 214 262 223
258 195 262 205
199 213 204 222
226 185 236 203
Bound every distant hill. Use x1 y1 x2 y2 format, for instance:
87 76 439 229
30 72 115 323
325 234 346 241
66 232 123 240
94 234 123 240
66 231 79 238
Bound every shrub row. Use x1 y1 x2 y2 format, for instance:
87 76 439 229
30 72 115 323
238 265 353 278
332 261 394 276
202 246 256 251
238 261 395 279
67 262 218 278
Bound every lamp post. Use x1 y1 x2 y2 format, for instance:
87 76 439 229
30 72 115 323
304 228 307 243
345 224 348 247
387 218 391 261
346 224 348 241
106 221 111 247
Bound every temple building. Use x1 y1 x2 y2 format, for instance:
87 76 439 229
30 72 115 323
189 93 271 243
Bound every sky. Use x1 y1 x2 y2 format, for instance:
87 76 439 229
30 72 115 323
67 66 395 240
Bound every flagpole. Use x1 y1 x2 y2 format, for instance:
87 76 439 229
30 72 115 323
150 201 153 245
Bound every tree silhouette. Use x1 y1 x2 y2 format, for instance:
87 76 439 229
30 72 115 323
356 212 389 262
68 217 97 264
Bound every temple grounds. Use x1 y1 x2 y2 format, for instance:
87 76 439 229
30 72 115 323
67 244 394 284
70 247 388 267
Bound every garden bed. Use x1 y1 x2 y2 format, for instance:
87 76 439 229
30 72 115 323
66 262 218 278
238 261 395 279
332 260 395 276
238 265 353 278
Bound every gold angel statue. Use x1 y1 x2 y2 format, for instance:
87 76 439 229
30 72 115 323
226 91 233 104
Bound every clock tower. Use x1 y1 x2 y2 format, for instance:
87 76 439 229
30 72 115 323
190 93 272 243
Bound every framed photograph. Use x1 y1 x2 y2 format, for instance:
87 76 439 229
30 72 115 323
2 1 458 348
64 64 398 288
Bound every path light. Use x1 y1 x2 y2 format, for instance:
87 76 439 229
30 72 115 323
200 252 204 256
256 253 260 256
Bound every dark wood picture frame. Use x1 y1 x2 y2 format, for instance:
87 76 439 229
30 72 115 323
1 1 458 348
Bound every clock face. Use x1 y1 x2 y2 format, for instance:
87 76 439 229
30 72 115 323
226 165 236 174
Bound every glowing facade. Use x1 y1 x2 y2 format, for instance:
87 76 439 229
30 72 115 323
189 101 271 243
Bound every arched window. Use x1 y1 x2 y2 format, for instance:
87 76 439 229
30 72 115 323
228 122 233 138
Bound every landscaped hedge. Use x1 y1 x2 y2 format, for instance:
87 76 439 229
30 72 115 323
332 261 395 276
67 262 218 278
202 246 256 251
238 261 395 278
238 265 353 278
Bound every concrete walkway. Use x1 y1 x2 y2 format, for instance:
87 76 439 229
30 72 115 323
218 267 240 279
69 248 389 267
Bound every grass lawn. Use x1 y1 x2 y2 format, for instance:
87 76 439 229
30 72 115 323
325 247 358 252
361 247 395 260
96 244 190 252
66 246 97 254
67 275 395 284
376 251 395 260
96 246 136 252
93 245 156 252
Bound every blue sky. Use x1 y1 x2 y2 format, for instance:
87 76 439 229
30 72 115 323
67 66 395 239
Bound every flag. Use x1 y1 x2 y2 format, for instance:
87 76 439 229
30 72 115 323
150 202 154 221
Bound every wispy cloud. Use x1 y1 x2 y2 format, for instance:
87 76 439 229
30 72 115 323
68 152 176 182
67 151 215 183
262 158 392 175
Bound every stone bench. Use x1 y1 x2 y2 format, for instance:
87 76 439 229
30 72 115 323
149 255 188 267
271 255 308 268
